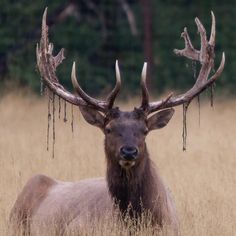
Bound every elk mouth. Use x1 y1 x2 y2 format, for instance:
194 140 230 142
118 146 138 169
119 159 136 169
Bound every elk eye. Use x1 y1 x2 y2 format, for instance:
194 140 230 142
105 127 112 134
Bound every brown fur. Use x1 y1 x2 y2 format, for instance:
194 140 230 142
10 174 56 234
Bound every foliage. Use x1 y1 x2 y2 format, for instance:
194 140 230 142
0 0 235 96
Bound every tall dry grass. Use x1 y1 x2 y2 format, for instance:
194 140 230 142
0 92 235 235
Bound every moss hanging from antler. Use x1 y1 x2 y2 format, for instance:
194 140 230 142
197 95 201 127
58 96 61 119
47 91 51 151
71 104 74 133
52 93 56 158
182 103 189 151
210 83 215 107
191 60 197 78
64 100 67 122
40 77 44 96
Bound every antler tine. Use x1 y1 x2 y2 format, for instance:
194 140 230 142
195 16 208 65
106 60 122 109
71 62 107 110
143 12 224 114
209 11 216 47
140 62 150 110
173 27 199 61
208 52 225 82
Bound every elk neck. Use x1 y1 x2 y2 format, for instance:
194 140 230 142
105 144 158 217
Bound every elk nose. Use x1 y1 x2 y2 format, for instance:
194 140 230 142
120 146 138 161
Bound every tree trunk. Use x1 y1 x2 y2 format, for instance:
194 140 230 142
100 0 118 69
140 0 153 87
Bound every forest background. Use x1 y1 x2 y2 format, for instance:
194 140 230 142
0 0 234 97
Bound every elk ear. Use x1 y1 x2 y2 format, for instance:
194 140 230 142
79 106 105 129
147 108 175 131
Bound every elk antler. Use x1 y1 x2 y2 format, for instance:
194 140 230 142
36 8 121 113
140 12 225 114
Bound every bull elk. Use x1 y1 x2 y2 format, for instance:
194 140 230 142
10 8 224 235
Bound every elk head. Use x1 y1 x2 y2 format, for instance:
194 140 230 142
76 61 174 169
37 8 225 168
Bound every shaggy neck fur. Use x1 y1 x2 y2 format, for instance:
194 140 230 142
105 145 168 225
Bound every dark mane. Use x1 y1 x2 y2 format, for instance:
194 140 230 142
106 144 171 226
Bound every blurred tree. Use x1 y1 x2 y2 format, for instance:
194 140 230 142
140 0 153 87
0 0 235 95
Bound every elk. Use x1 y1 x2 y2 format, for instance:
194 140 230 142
10 8 224 235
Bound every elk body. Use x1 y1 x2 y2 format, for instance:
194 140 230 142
10 9 224 235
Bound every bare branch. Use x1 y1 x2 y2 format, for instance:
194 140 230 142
118 0 138 36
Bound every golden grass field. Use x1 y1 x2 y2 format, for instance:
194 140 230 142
0 92 235 235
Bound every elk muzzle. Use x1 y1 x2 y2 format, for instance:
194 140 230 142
119 146 138 169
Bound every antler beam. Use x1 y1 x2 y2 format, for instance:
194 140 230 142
140 11 225 114
36 8 121 113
